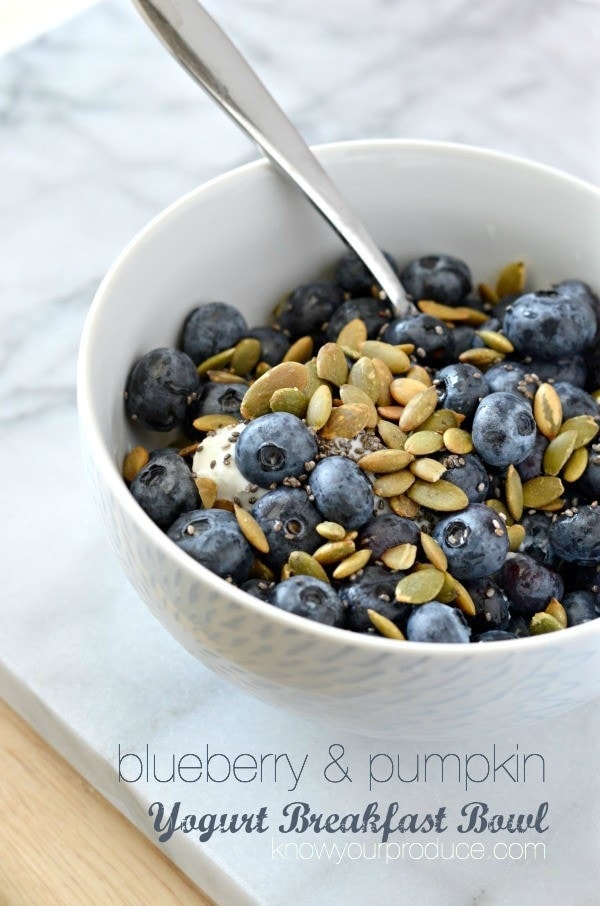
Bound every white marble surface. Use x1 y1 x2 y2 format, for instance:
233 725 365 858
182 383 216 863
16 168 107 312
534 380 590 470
1 0 599 903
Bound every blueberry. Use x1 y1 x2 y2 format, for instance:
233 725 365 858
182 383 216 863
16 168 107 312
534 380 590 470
268 575 346 627
547 505 600 564
252 487 321 568
463 577 511 633
129 449 200 529
514 432 548 482
241 578 275 602
451 325 481 356
185 381 247 436
337 565 410 633
309 456 374 530
125 347 200 432
503 290 596 359
325 297 395 341
275 282 344 339
500 552 564 617
552 382 599 420
578 451 600 499
437 453 489 503
508 613 530 638
472 391 537 467
475 630 517 642
552 279 600 340
406 602 471 643
335 249 399 296
518 511 559 566
245 326 290 366
234 412 318 488
525 355 586 388
562 590 600 626
434 363 489 419
182 302 248 365
400 254 472 306
484 361 537 398
383 314 455 364
357 513 420 561
433 504 509 579
167 508 253 583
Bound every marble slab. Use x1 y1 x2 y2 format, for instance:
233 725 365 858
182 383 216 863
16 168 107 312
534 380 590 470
1 1 599 903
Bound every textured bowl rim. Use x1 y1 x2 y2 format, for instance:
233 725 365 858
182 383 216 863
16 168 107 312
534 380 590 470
77 138 600 656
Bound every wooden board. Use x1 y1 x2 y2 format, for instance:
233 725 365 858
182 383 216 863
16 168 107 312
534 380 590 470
0 699 213 905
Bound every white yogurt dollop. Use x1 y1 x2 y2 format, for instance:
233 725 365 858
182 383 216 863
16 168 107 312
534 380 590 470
192 424 267 511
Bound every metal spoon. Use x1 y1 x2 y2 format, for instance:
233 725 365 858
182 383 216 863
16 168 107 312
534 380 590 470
132 0 414 316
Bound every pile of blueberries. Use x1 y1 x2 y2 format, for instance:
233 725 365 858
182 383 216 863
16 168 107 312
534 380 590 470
124 251 600 643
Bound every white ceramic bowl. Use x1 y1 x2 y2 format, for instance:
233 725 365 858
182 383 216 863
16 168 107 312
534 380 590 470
78 140 600 739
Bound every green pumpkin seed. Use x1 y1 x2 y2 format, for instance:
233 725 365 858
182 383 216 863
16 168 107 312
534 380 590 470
442 427 473 455
478 330 514 354
452 577 477 617
373 470 416 498
370 358 395 406
339 384 378 427
529 612 564 635
306 383 333 430
395 568 445 604
336 317 368 350
367 609 406 640
381 543 417 571
320 403 372 439
313 538 356 565
562 447 589 483
543 430 578 476
418 300 488 325
505 464 524 521
559 415 599 448
404 431 445 456
407 479 469 511
420 409 461 434
545 597 567 628
196 346 236 375
389 494 420 519
192 413 239 432
288 550 329 583
349 356 381 401
231 337 262 375
234 504 270 554
521 476 564 508
316 342 349 386
409 458 447 482
478 282 499 306
283 335 314 364
123 446 149 482
332 548 372 579
399 386 439 432
316 521 346 541
496 260 526 297
269 387 308 418
240 362 308 419
377 419 408 450
506 523 526 552
533 382 563 439
458 347 505 368
195 476 218 509
390 377 430 405
420 532 448 571
358 448 414 473
359 340 411 374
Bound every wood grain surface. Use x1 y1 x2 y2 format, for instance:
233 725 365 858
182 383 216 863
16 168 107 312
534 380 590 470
0 698 213 905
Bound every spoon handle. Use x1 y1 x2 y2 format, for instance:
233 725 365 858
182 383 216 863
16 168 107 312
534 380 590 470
132 0 413 315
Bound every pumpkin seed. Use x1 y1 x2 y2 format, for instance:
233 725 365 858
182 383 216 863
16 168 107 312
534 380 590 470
478 330 514 354
505 464 524 521
288 550 330 583
254 361 271 378
485 499 512 522
316 521 346 541
442 427 473 455
358 448 414 473
452 577 477 617
562 447 589 483
543 430 577 476
405 365 432 386
437 571 457 604
389 494 420 519
545 597 567 628
320 403 372 439
306 382 333 430
420 532 448 571
269 386 308 418
332 548 372 579
377 405 405 421
249 558 275 581
122 446 149 482
213 498 235 512
339 384 378 427
558 415 599 448
349 356 381 401
533 383 563 439
231 337 262 375
303 358 325 398
377 419 408 450
506 523 526 552
420 409 461 434
395 569 445 604
529 612 563 634
478 282 499 306
316 342 348 386
496 260 525 297
178 442 201 458
195 476 218 509
192 413 239 432
409 458 447 482
359 340 411 374
535 497 566 513
390 377 433 405
407 479 469 511
399 386 439 431
240 362 308 419
206 369 246 384
381 543 417 571
373 470 416 497
283 335 314 364
336 317 368 350
521 476 565 508
313 538 356 565
404 431 445 456
196 347 235 375
234 504 270 553
367 609 406 640
458 348 505 368
417 300 489 325
370 358 395 406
